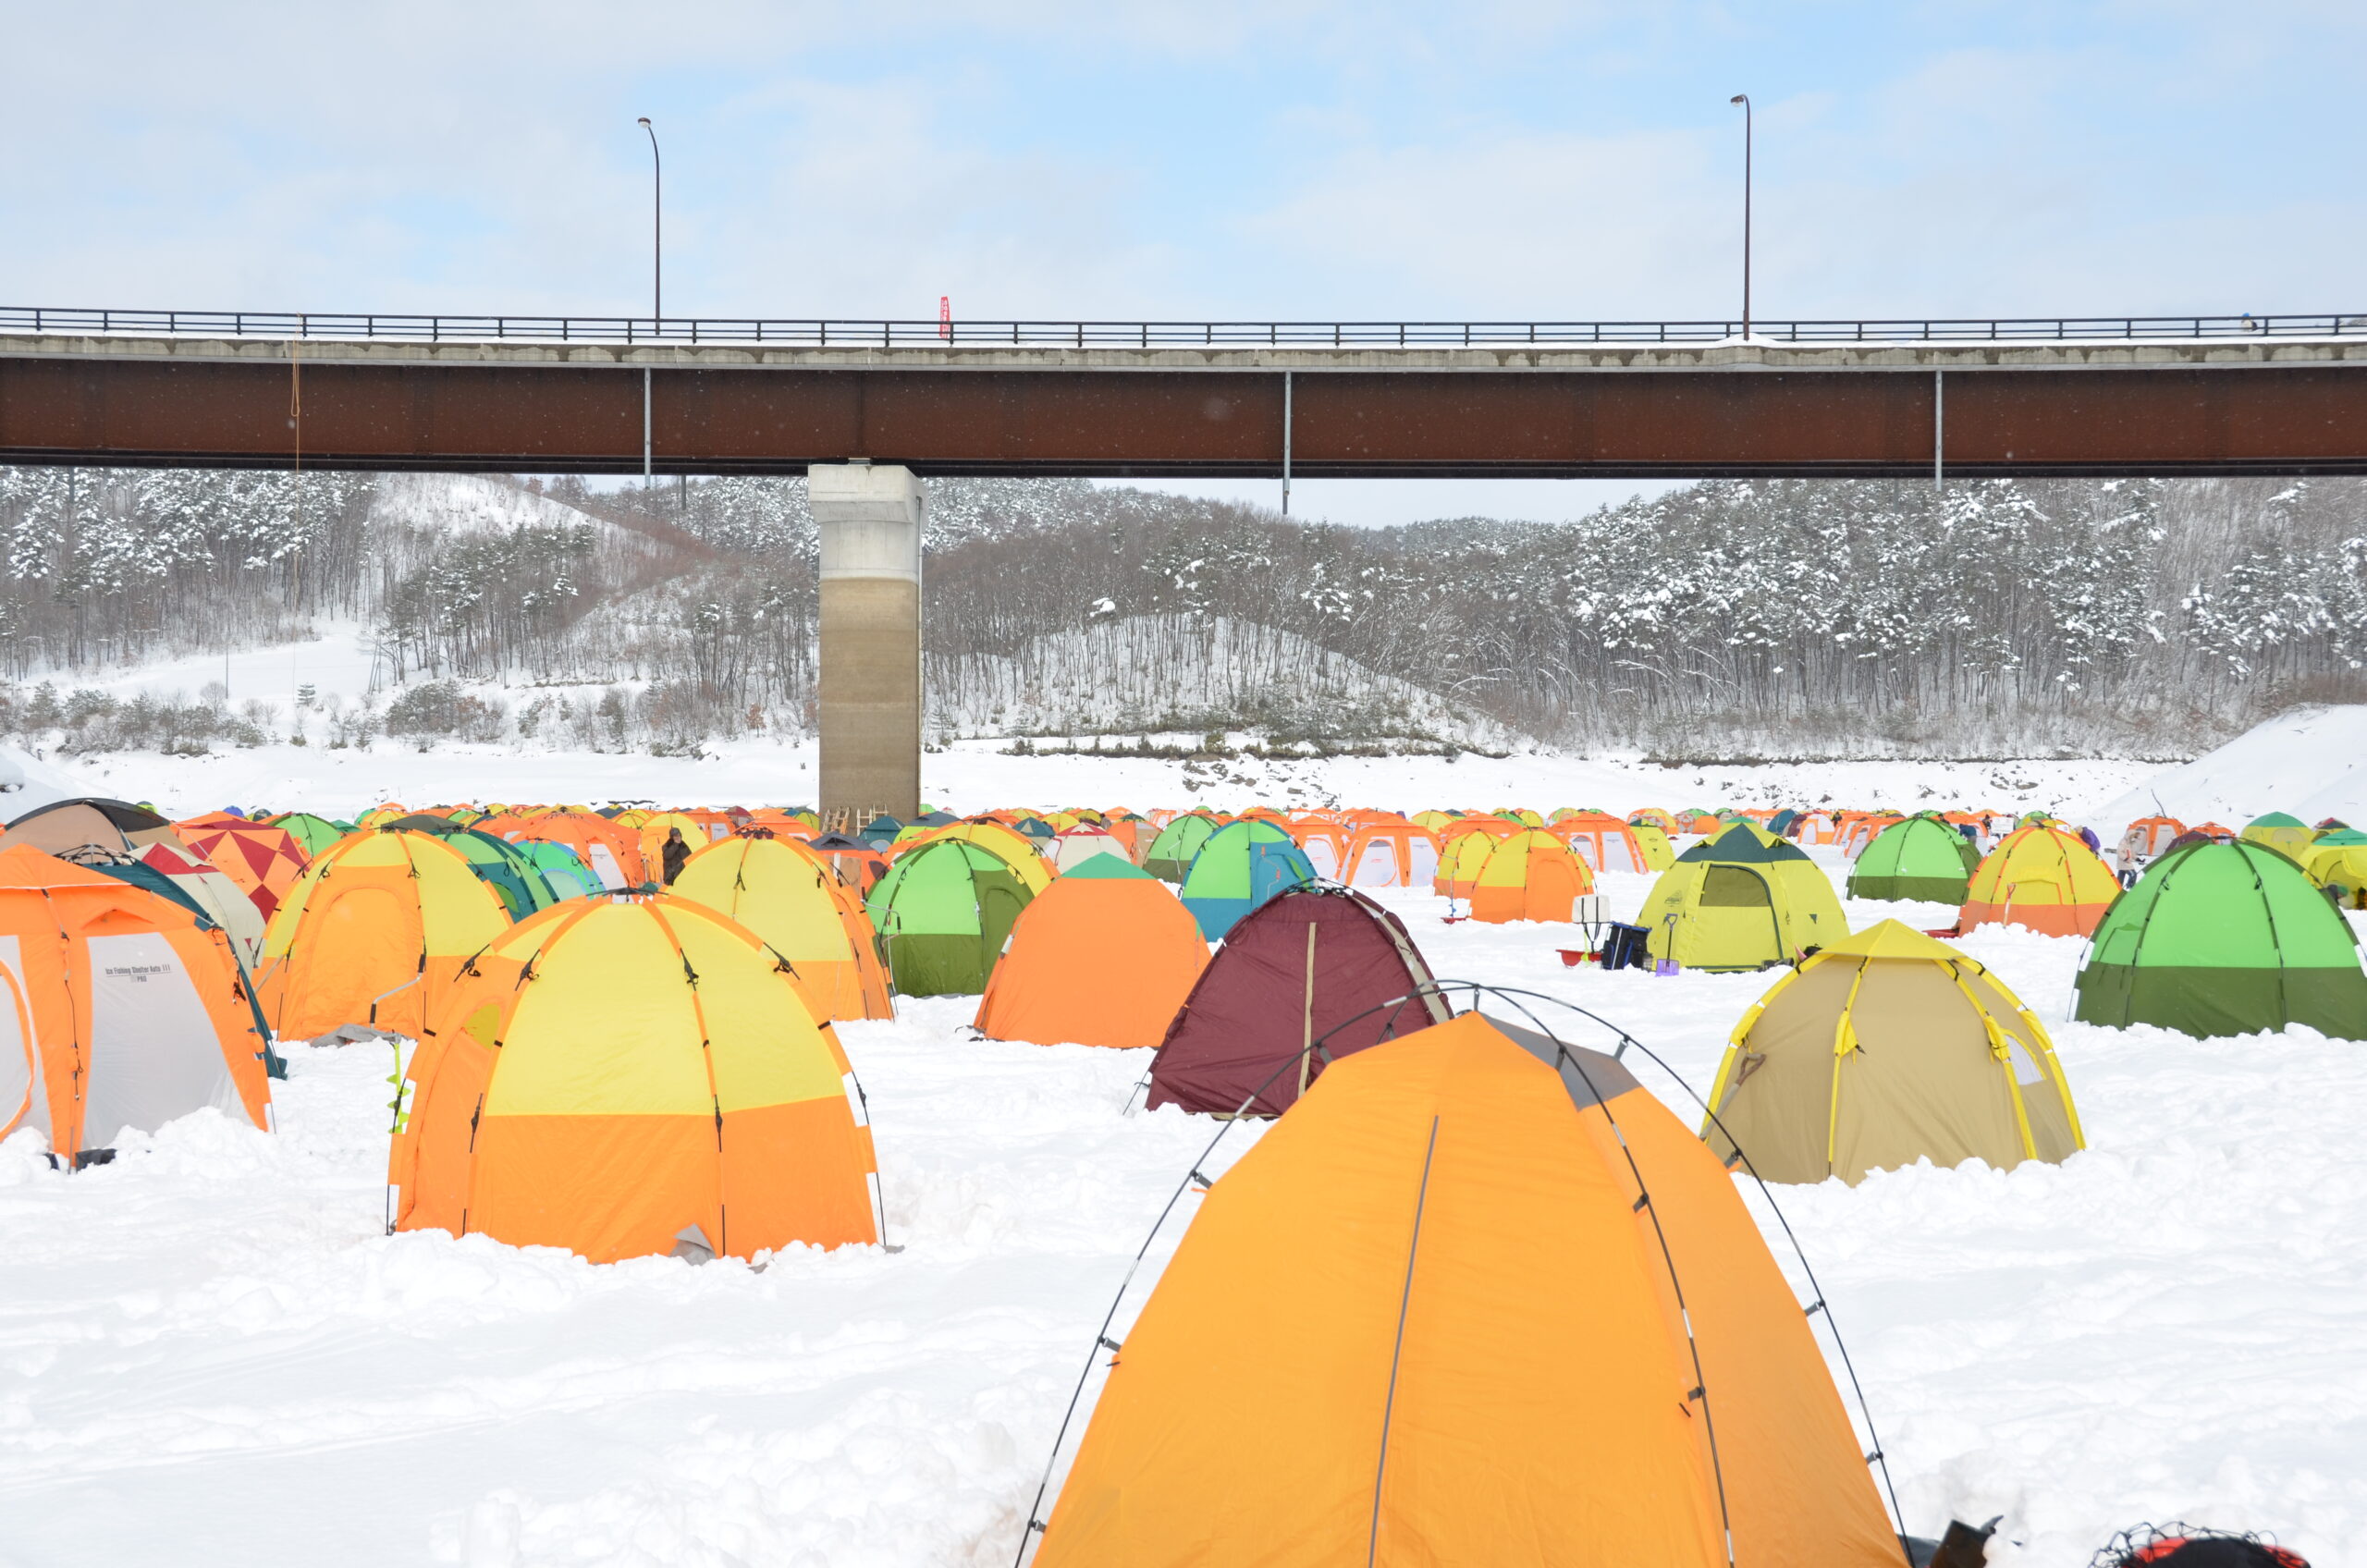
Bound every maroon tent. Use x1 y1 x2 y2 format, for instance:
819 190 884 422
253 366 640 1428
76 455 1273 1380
1146 886 1453 1116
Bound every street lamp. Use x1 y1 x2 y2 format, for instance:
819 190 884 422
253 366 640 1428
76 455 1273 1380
637 116 660 499
1732 93 1751 338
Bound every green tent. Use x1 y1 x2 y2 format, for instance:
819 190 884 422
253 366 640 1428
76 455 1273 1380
865 837 1034 996
1178 820 1317 940
1144 814 1220 883
2074 840 2367 1039
515 839 601 901
1846 815 1981 903
270 811 351 858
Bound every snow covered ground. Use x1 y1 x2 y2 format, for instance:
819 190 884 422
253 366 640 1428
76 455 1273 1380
2 844 2361 1567
16 733 2160 825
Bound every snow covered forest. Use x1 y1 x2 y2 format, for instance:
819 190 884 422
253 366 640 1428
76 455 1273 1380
0 463 2360 757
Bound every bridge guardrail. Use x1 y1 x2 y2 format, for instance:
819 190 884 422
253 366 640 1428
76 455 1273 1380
2 306 2364 349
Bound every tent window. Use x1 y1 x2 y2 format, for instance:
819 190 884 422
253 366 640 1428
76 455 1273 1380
2005 1035 2047 1086
1699 866 1771 908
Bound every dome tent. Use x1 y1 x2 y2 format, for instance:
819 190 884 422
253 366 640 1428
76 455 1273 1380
2 797 265 963
973 858 1207 1049
669 835 894 1022
0 846 275 1165
1036 1013 1902 1568
865 837 1034 996
1142 814 1220 883
1846 815 1981 903
1636 826 1848 972
916 822 1053 894
383 814 560 920
1467 829 1591 924
257 829 513 1041
175 813 311 920
1960 825 2122 937
2239 811 2314 864
1341 819 1441 889
1146 886 1451 1115
1177 819 1317 940
267 811 352 858
2073 840 2367 1040
1705 921 2083 1185
2304 831 2367 909
1546 810 1653 874
388 897 878 1264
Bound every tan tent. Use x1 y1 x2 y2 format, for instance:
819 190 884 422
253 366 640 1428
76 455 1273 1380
1703 920 2083 1185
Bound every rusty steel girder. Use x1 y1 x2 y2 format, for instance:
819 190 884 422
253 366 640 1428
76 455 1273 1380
4 351 2367 477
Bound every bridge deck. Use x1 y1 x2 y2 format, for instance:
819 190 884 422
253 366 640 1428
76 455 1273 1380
4 330 2365 479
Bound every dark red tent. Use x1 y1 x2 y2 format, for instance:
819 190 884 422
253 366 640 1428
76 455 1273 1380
1146 886 1452 1116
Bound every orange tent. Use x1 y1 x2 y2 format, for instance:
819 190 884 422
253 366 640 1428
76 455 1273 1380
1546 810 1651 874
1342 820 1441 889
0 845 274 1162
1468 829 1591 923
1035 1013 1901 1568
174 813 310 919
389 896 878 1264
480 809 645 889
974 858 1207 1048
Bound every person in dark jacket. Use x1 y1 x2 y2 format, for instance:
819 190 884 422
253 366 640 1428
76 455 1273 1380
661 827 691 886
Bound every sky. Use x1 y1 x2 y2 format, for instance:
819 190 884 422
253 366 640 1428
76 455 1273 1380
6 2 2361 525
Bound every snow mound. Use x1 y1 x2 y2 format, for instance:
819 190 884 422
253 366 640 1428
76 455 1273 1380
2084 704 2367 830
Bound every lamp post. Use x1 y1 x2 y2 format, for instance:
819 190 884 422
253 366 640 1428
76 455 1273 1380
637 116 659 500
1729 93 1751 339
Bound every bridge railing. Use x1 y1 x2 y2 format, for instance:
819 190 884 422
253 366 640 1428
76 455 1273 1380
3 306 2364 348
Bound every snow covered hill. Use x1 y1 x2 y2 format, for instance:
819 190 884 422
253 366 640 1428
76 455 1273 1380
2084 704 2367 829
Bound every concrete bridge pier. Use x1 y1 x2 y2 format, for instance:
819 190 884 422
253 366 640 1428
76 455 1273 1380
810 462 923 827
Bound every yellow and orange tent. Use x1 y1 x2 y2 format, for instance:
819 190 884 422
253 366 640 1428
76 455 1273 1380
389 895 879 1264
1035 1012 1901 1568
1960 825 2122 938
256 829 513 1041
974 858 1207 1049
668 834 893 1022
1468 829 1591 924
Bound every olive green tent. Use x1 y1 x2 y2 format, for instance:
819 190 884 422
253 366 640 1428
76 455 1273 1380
1636 825 1848 972
1144 815 1220 884
865 837 1034 996
1846 815 1981 903
2073 840 2367 1039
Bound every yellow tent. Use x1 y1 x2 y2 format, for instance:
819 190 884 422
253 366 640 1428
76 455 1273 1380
1035 1013 1901 1568
1705 921 2083 1184
1635 827 1847 971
